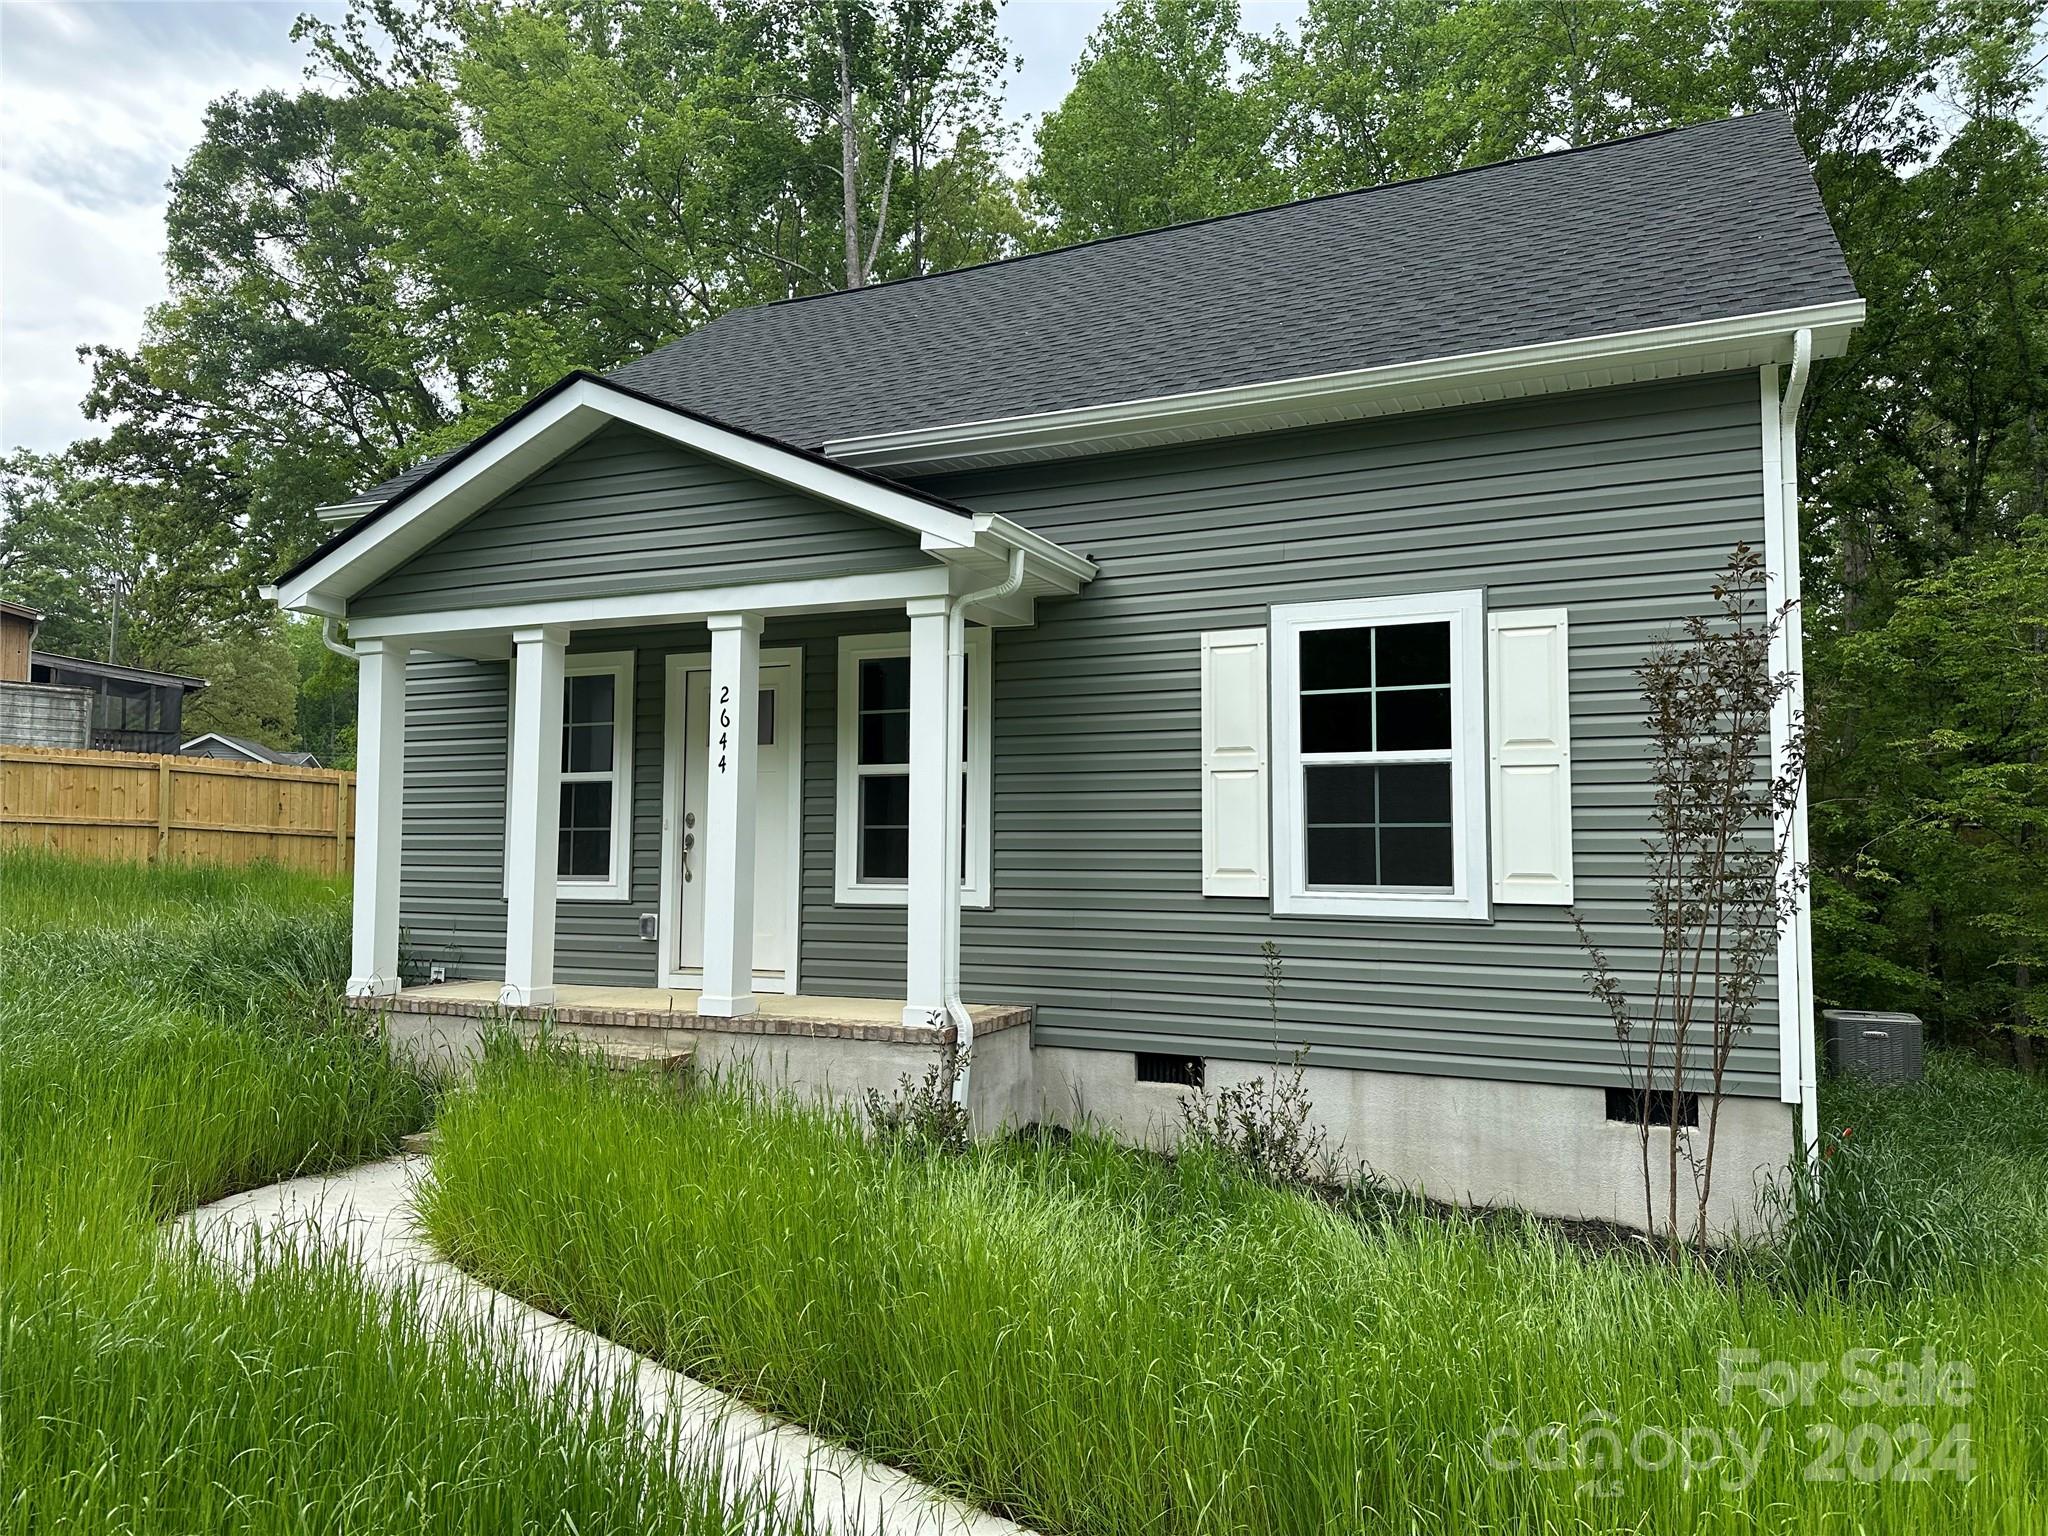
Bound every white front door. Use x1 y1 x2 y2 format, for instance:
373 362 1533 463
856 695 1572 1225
660 649 801 991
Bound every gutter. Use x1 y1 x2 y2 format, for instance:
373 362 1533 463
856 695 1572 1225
1777 328 1818 1162
944 544 1027 1113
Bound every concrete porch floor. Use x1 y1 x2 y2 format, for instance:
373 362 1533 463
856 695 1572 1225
404 980 994 1028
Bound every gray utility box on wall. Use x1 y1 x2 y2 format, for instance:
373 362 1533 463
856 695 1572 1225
1823 1010 1925 1084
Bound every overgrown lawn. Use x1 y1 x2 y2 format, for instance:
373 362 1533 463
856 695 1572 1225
0 853 807 1535
422 1041 2048 1535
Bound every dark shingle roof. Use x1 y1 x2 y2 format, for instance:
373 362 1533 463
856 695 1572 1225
352 112 1853 501
607 112 1853 450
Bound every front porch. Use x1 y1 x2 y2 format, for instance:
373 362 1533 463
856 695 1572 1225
347 981 1038 1130
263 374 1094 1050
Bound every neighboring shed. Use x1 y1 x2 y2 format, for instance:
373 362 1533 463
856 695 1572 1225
181 731 320 768
0 600 42 683
29 653 206 756
0 604 94 748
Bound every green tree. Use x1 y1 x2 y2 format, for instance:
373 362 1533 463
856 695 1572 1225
172 626 305 752
0 449 219 667
1029 0 1284 242
1811 522 2048 1061
287 615 361 768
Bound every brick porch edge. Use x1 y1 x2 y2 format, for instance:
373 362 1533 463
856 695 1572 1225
342 991 1033 1047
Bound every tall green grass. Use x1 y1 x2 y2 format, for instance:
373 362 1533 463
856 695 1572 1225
423 1042 2048 1535
0 854 810 1535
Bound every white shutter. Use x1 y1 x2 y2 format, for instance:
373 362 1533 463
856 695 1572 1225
1200 628 1269 897
1487 607 1574 905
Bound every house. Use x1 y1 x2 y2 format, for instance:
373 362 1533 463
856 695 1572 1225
0 601 92 749
268 114 1860 1232
181 731 321 768
26 652 206 755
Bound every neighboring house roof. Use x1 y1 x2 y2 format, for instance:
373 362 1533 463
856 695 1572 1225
31 651 207 690
181 731 319 767
0 600 43 623
337 111 1856 506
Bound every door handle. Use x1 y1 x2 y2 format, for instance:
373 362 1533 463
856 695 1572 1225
683 812 695 882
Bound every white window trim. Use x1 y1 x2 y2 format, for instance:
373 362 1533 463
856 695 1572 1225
834 629 992 909
504 649 635 902
1270 592 1489 921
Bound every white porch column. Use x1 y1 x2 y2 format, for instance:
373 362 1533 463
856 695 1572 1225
903 596 950 1027
503 625 567 1008
348 638 408 997
698 612 762 1018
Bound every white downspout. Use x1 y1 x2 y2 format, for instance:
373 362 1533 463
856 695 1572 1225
1778 328 1818 1160
320 615 358 660
944 545 1026 1112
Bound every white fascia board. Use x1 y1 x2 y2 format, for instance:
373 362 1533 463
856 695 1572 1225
824 301 1867 473
344 566 952 646
273 379 982 614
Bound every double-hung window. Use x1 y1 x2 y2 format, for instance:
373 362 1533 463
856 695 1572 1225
505 650 634 901
835 630 991 908
1271 592 1488 919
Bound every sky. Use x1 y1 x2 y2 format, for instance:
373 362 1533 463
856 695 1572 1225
0 0 1307 458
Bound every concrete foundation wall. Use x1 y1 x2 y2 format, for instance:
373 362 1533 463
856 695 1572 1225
377 1002 1792 1236
1034 1045 1794 1237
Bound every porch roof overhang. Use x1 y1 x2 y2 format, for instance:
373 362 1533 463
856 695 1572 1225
263 372 1095 639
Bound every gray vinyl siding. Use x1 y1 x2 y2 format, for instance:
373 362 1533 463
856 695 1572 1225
353 421 923 620
845 371 1779 1096
393 371 1782 1098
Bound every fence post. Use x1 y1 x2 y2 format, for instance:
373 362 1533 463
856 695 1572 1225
334 773 350 875
155 757 173 865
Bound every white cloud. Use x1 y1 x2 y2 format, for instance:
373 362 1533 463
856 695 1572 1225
0 1 337 454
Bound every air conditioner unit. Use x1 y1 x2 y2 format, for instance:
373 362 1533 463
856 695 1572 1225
1822 1010 1924 1084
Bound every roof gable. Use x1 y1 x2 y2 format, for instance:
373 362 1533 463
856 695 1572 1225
272 375 980 615
347 421 928 622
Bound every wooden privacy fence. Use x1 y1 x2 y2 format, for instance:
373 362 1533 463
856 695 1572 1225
0 745 356 874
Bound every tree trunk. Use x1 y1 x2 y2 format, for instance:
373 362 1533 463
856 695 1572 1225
836 7 863 290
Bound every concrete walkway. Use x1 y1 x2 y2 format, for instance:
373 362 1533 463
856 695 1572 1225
181 1156 1029 1536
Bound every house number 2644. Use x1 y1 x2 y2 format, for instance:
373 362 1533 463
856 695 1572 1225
717 685 730 772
